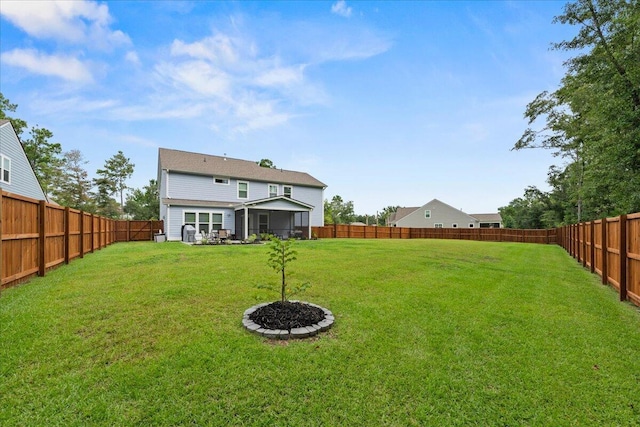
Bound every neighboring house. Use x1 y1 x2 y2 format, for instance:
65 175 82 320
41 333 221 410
388 199 502 228
158 148 327 241
0 119 46 201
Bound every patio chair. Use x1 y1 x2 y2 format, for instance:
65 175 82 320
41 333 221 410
218 229 229 243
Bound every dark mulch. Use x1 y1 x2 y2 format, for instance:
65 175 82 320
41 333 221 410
249 301 326 331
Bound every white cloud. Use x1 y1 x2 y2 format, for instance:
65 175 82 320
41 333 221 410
1 48 93 83
0 0 130 49
125 50 141 65
331 1 352 18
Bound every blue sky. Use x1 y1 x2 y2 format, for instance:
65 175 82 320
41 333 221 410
0 0 575 215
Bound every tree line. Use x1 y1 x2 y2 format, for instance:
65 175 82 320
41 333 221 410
0 93 158 220
500 0 640 228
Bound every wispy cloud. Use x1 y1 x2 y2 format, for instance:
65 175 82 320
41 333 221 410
1 48 94 83
0 0 130 49
331 1 352 18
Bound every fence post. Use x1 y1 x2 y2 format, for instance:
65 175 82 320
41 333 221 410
79 211 85 259
589 221 595 273
582 223 587 268
39 200 46 277
601 218 608 285
0 192 3 290
64 207 70 264
333 223 337 239
90 213 95 253
620 214 628 301
127 219 131 242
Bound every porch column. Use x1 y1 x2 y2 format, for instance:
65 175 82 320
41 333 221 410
307 210 312 239
243 206 249 240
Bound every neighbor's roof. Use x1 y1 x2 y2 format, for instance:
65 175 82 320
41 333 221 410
389 207 419 223
470 213 502 222
158 148 326 188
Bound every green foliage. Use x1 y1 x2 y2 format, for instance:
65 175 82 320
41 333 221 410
51 150 95 212
95 151 135 217
124 179 159 220
257 158 276 168
0 92 27 137
21 125 63 198
324 195 356 224
512 0 640 223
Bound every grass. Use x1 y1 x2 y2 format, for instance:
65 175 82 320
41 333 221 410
1 239 640 426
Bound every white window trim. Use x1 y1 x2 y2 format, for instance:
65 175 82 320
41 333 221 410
424 209 431 219
434 223 443 228
469 223 475 228
238 181 249 199
0 154 11 184
452 223 458 228
268 183 278 198
283 185 293 198
213 177 230 185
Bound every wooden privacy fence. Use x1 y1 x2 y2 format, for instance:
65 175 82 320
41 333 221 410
1 191 163 289
557 213 640 307
312 224 557 244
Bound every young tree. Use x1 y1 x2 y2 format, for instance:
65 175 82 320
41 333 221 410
124 179 159 220
95 151 135 217
93 176 122 219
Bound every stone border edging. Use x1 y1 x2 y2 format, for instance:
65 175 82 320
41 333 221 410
242 301 335 339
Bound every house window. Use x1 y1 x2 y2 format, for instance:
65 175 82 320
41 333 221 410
238 181 249 199
283 185 292 198
469 223 475 228
268 184 278 198
214 177 229 185
0 155 10 184
424 210 431 219
184 211 223 233
258 213 269 233
434 223 443 228
452 223 458 228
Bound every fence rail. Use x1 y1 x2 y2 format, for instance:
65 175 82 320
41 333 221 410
1 191 163 289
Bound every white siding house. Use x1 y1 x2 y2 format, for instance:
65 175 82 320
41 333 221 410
388 199 502 228
0 120 46 201
158 148 326 241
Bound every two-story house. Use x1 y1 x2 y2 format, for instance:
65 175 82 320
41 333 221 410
388 199 502 228
158 148 326 241
0 119 46 201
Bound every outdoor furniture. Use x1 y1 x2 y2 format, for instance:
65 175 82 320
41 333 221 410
218 229 229 243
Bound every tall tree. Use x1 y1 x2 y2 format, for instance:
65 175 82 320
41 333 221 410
95 151 134 217
21 125 63 198
257 158 276 168
0 92 27 137
513 0 640 221
52 150 94 212
93 176 122 219
124 179 159 220
324 195 356 224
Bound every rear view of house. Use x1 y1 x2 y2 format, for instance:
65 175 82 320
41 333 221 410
388 199 502 228
0 119 46 201
157 148 326 241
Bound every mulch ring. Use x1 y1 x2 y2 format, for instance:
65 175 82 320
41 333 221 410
243 301 334 339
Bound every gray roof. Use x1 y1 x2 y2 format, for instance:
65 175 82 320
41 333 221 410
158 148 326 188
470 213 502 222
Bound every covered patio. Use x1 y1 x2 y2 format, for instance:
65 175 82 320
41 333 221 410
234 196 314 240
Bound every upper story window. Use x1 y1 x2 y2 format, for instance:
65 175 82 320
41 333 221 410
424 210 431 219
434 223 443 228
268 184 278 198
0 155 11 184
283 185 292 198
469 223 475 228
214 177 229 185
238 181 249 199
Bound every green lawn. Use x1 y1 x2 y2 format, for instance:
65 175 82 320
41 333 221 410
1 239 640 426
